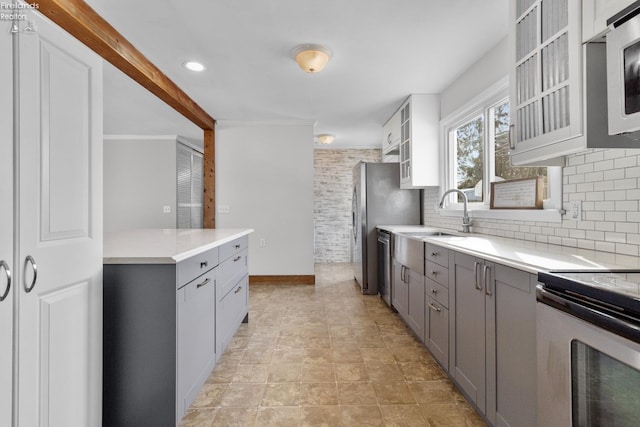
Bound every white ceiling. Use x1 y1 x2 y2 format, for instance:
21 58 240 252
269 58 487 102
86 0 509 148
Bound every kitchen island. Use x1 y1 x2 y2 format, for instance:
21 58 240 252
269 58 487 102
103 228 253 427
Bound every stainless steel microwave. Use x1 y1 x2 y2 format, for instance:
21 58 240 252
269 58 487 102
607 1 640 136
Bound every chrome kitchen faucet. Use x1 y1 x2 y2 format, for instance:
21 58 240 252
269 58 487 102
438 189 472 233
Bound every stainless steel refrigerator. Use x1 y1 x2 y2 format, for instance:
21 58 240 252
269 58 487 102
352 162 421 295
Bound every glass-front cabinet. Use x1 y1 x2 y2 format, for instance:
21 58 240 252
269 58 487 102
398 94 440 189
509 0 584 165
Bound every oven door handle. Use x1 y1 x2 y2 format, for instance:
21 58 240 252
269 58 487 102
536 285 640 345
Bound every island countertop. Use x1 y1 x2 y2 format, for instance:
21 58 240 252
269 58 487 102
103 228 254 264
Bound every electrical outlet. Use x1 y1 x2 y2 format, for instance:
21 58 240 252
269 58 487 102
163 205 171 213
259 238 266 247
217 205 230 214
570 201 582 220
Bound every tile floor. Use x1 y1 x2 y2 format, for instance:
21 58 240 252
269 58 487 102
179 263 486 426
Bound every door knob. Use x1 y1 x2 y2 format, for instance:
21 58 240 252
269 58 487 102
23 255 37 293
0 260 10 302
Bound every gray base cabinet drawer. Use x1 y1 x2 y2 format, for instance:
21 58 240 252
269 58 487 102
426 277 449 309
216 275 249 360
426 260 449 288
219 235 248 261
177 269 216 416
217 249 248 297
425 243 448 267
177 247 219 288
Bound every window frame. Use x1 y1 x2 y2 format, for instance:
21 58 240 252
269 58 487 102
439 77 562 223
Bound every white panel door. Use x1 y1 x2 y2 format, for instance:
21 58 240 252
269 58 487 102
0 24 14 427
16 11 103 427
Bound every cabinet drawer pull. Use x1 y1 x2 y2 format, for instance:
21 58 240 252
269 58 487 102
23 255 37 293
428 302 442 313
235 244 241 249
474 261 482 291
0 260 11 302
196 277 211 288
484 265 492 296
431 270 438 276
200 261 208 269
233 255 241 262
431 252 438 257
431 288 437 295
234 286 242 294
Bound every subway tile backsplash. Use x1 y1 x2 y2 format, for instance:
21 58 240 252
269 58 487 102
424 148 640 257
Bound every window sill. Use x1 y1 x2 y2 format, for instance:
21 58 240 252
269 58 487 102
438 206 562 223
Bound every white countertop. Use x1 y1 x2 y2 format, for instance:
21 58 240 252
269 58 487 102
377 225 640 273
104 228 254 264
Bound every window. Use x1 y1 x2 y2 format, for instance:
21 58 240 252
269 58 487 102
452 99 547 203
441 78 562 222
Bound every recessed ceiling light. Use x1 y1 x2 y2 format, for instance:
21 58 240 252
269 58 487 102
182 61 206 72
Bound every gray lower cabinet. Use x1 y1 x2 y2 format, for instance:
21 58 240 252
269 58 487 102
486 264 537 427
451 251 488 410
392 258 408 318
424 243 450 370
215 237 249 361
392 258 424 341
450 250 537 427
103 236 249 427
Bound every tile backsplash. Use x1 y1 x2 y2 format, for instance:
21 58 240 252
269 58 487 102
424 148 640 257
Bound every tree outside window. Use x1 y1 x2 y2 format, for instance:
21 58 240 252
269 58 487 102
452 99 546 204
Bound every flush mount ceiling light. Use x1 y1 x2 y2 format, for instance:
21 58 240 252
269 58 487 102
292 44 332 73
316 133 335 144
182 61 206 72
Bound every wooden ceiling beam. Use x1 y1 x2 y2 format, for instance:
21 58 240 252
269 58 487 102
35 0 215 131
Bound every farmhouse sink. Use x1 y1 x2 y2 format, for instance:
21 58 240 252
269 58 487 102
397 230 457 239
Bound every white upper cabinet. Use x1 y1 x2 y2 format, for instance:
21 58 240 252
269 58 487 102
382 108 401 159
398 94 440 188
509 0 584 166
583 0 636 42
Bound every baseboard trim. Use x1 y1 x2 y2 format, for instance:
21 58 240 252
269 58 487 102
249 275 316 285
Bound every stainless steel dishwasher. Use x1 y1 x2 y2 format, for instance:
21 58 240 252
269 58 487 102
377 229 392 306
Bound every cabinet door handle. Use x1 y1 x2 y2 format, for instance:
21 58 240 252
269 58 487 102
474 261 482 291
428 302 442 313
484 265 492 296
508 124 516 150
23 255 37 293
196 277 211 288
200 261 208 269
233 255 241 262
234 286 242 294
0 260 11 302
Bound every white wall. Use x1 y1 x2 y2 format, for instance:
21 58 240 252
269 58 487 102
440 37 508 118
104 137 177 232
215 123 315 276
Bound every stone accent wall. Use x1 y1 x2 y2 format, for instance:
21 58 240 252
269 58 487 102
314 149 382 263
423 147 640 261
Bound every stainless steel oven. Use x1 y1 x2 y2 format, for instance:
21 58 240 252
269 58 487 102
537 271 640 426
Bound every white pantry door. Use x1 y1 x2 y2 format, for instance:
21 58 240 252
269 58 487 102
0 21 14 427
16 11 103 427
